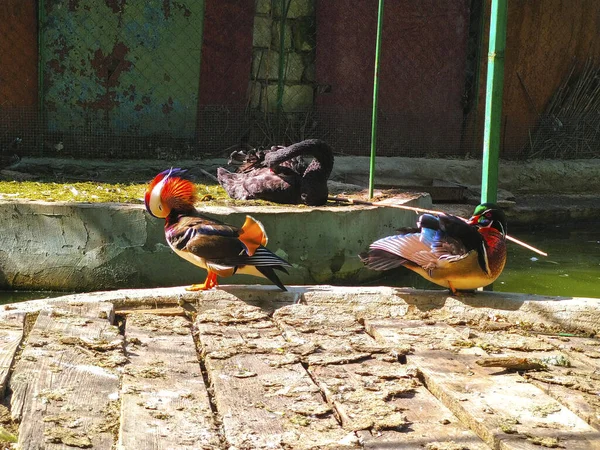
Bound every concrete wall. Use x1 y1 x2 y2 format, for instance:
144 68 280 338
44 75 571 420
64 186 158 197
330 156 600 195
0 194 430 292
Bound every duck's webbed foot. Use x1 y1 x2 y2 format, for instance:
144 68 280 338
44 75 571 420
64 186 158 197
448 283 478 297
186 272 218 291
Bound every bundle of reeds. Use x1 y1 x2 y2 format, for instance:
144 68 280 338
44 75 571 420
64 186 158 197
526 58 600 159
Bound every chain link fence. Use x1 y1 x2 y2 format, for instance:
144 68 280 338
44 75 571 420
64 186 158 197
2 0 600 161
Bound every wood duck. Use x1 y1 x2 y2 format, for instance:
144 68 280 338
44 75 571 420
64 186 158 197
145 168 292 291
360 203 507 294
217 139 334 206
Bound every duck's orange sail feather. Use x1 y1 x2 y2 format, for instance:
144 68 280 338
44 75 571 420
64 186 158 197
239 215 268 256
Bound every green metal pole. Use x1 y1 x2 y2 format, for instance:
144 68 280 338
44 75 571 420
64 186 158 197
481 0 507 204
369 0 384 199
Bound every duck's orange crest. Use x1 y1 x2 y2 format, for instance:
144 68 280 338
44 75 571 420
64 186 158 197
161 176 196 207
145 170 197 218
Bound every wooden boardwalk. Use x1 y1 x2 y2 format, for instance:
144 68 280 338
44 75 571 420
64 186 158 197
1 286 599 449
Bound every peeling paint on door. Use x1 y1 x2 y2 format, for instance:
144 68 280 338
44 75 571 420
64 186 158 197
41 0 204 141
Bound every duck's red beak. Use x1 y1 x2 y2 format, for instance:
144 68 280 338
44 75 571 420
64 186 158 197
467 214 481 226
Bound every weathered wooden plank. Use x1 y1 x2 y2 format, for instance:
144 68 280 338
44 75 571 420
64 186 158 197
10 302 123 449
116 306 188 317
466 329 600 438
119 313 221 449
367 319 600 449
314 361 493 450
523 334 600 431
357 381 496 450
195 302 359 450
308 359 414 431
43 300 115 322
301 287 600 336
273 305 409 366
274 305 491 449
0 313 26 398
463 327 600 430
540 334 600 369
273 305 411 430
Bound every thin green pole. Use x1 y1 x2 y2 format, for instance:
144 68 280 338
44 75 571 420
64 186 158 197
481 0 508 204
369 0 384 199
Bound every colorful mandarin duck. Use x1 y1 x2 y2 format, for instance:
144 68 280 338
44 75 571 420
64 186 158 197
360 203 507 294
145 168 292 291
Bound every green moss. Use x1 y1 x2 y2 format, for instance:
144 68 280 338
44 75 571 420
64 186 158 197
0 179 350 208
0 181 147 203
0 181 279 207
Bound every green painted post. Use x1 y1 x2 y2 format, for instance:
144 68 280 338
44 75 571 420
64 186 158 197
481 0 508 204
369 0 384 199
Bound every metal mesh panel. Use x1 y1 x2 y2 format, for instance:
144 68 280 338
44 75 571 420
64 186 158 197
0 2 40 160
1 0 600 161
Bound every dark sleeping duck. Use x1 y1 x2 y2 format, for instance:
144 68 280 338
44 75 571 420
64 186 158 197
360 203 507 294
217 139 334 206
145 168 292 291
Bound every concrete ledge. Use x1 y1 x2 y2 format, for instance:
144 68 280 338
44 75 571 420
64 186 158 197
330 156 600 195
0 194 429 291
6 285 599 336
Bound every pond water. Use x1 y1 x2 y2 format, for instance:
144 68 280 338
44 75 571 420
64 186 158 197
361 222 600 298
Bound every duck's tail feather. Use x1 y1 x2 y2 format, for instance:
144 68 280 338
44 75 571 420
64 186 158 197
212 247 292 270
256 266 288 291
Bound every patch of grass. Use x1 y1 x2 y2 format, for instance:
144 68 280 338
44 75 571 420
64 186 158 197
0 179 354 207
0 181 146 203
0 181 252 205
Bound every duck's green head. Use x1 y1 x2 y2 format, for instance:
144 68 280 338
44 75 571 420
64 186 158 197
467 203 507 236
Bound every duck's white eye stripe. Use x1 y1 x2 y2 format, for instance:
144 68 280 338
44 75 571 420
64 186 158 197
149 177 167 216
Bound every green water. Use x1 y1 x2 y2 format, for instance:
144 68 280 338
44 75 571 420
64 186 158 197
495 224 600 297
363 223 600 298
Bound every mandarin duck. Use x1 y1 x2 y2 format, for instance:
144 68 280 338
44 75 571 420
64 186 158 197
360 203 507 294
145 168 292 291
217 139 334 206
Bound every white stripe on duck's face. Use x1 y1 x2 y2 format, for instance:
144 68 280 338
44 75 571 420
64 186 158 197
148 177 169 218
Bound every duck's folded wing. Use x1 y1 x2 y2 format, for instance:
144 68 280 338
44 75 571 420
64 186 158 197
437 214 489 273
171 217 290 269
417 215 472 259
369 233 439 269
370 230 473 270
437 214 483 251
169 217 243 257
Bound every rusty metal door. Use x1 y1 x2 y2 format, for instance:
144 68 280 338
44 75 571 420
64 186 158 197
41 0 204 149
